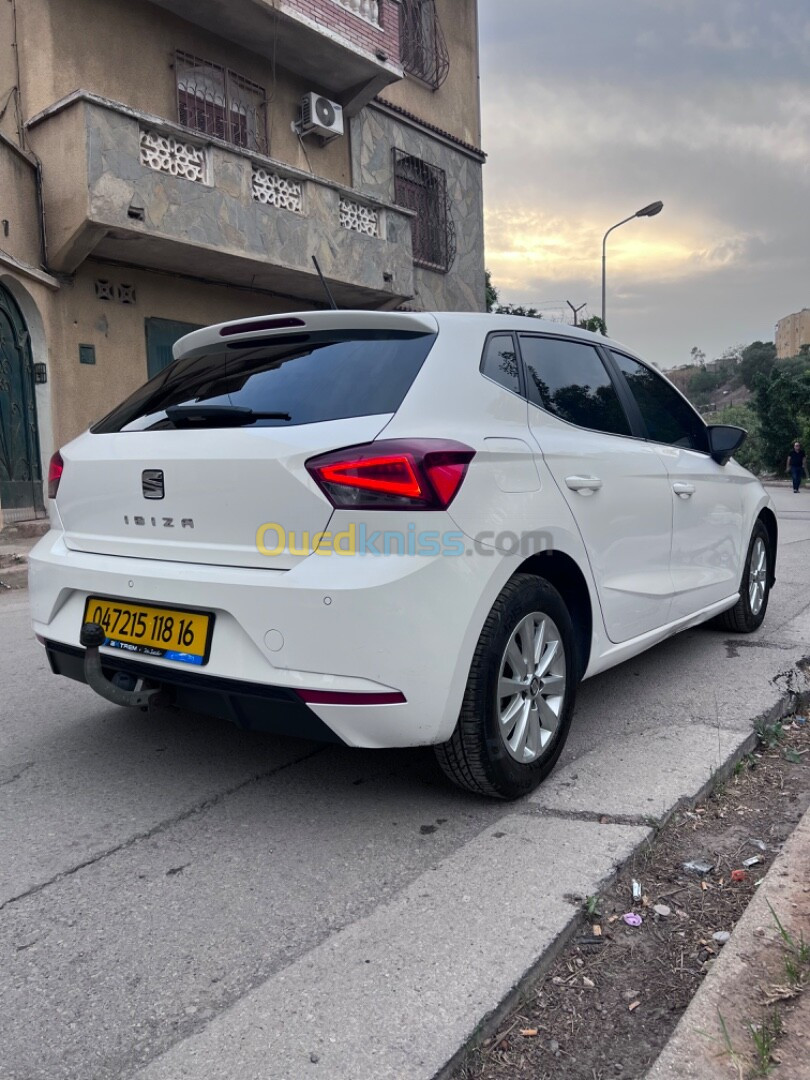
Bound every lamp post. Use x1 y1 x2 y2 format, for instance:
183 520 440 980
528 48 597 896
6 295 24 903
601 200 663 332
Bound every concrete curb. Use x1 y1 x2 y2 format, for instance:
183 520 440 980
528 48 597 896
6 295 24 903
645 802 810 1079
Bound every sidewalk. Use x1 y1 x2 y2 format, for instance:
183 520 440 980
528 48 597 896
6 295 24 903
0 520 48 590
646 804 810 1079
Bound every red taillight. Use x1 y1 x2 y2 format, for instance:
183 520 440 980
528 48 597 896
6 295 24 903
306 440 475 510
48 451 64 499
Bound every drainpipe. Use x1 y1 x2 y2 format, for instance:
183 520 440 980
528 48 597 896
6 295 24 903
10 0 24 148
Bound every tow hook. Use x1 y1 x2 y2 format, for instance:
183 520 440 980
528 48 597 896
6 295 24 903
80 623 161 709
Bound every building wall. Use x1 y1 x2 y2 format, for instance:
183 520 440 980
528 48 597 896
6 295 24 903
352 105 485 311
775 309 810 360
281 0 401 66
0 0 19 145
378 0 481 150
0 142 42 268
17 0 353 186
45 261 301 446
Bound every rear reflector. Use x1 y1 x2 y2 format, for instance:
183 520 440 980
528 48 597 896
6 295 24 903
306 439 475 511
48 450 64 499
296 689 406 706
220 317 306 337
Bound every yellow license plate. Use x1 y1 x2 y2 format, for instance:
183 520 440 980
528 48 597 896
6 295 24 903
82 597 214 666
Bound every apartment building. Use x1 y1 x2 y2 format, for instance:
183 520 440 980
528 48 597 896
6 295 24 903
775 308 810 360
0 0 485 524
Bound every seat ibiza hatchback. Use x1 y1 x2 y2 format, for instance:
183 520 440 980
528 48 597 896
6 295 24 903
30 312 777 799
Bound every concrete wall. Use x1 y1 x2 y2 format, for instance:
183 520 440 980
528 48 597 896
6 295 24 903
0 142 41 268
45 261 301 446
776 309 810 360
0 0 19 145
18 0 353 186
352 105 485 311
378 0 481 150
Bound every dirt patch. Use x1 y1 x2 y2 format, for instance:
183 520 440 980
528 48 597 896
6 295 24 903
452 716 810 1080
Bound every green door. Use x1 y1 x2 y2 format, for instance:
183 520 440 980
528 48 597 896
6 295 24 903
145 318 204 379
0 285 43 515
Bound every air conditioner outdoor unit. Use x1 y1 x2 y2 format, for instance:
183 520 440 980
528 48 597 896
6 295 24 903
299 93 345 139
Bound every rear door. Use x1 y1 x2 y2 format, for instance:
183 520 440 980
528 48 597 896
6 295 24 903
608 350 745 620
520 334 674 643
57 324 437 570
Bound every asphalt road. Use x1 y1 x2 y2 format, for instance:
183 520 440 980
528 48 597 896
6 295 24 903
2 486 809 1080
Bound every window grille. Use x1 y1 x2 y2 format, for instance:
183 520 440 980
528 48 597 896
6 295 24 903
399 0 450 89
393 150 456 272
176 52 267 154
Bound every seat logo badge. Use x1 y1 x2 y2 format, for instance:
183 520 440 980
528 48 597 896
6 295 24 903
142 470 165 500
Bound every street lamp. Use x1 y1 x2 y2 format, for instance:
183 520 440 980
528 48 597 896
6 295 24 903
601 201 663 332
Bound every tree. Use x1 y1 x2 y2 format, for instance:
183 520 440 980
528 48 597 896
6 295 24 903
485 269 498 314
751 367 810 472
712 403 763 473
739 341 776 390
485 270 543 319
578 315 607 335
495 302 543 319
690 345 706 367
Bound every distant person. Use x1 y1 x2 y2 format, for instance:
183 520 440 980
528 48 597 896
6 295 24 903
787 440 806 493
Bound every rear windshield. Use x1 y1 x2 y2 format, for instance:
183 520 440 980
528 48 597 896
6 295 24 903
92 330 436 433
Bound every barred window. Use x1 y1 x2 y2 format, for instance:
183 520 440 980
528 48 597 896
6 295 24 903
176 52 267 155
399 0 450 89
393 150 456 273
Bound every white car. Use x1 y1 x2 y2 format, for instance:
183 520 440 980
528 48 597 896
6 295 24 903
30 312 776 799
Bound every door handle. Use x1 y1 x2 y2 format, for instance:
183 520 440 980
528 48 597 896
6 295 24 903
565 475 603 493
673 483 696 498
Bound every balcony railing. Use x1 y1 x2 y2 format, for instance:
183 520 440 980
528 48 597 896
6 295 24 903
27 94 416 308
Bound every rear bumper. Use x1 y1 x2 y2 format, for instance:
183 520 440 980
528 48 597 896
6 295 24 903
29 529 507 748
44 639 342 742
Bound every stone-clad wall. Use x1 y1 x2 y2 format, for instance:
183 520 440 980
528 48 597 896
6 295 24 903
351 105 485 313
36 97 415 306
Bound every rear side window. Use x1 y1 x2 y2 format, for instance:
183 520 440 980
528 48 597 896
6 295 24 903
93 330 436 433
519 336 631 436
481 333 521 394
611 351 709 453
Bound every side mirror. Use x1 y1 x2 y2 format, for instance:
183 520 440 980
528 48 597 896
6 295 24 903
707 424 747 466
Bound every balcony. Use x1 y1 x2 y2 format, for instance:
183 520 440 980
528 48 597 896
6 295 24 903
148 0 403 114
26 94 416 308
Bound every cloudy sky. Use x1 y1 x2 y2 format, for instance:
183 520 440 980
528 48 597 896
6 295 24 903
478 0 810 368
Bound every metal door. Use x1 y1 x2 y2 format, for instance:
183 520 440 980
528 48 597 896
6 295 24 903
0 285 43 516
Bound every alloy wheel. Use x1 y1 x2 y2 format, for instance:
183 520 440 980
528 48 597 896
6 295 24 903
749 536 768 616
497 611 567 763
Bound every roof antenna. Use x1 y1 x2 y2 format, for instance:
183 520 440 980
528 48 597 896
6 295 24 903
312 256 339 310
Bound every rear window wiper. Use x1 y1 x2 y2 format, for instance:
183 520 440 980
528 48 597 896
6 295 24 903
165 405 292 427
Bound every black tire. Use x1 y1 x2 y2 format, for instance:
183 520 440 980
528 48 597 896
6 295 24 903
434 573 577 800
713 519 772 633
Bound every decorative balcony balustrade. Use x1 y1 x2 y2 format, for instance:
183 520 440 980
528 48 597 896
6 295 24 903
339 198 381 237
252 168 304 214
139 130 207 183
